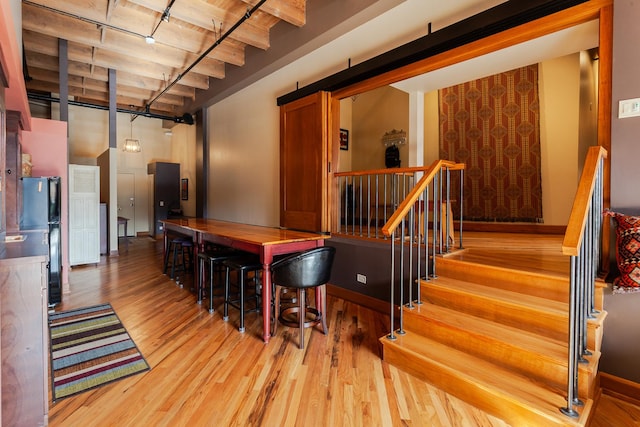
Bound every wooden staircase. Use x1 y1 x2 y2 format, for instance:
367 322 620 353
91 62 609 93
380 255 607 426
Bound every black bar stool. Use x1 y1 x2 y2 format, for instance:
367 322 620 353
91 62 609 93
271 247 336 349
163 236 194 287
222 254 262 333
197 247 241 312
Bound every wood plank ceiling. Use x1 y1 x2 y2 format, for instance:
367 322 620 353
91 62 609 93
22 0 306 120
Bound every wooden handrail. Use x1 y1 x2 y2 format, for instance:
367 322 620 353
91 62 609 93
381 160 463 237
334 166 429 178
562 146 607 256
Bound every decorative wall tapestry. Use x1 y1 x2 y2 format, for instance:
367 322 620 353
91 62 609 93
439 64 543 222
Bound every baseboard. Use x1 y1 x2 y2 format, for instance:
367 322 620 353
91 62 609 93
327 284 389 315
599 372 640 406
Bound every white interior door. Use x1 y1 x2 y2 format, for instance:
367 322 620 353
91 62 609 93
69 164 100 266
117 173 135 237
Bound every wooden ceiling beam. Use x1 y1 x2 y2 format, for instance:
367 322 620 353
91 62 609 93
24 50 197 99
26 66 186 106
22 8 232 74
28 80 179 116
240 0 306 27
127 0 272 49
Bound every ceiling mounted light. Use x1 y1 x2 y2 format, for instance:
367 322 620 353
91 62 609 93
145 35 155 44
161 10 170 23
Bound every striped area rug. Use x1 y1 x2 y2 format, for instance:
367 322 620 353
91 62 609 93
49 303 150 400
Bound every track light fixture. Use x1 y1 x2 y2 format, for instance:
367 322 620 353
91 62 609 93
145 35 155 44
161 10 170 23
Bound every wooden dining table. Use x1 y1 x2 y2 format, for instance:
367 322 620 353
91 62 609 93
160 218 328 343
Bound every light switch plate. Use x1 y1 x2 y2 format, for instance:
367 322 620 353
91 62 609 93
618 98 640 118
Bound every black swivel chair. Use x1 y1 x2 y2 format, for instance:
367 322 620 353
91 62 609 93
271 246 336 349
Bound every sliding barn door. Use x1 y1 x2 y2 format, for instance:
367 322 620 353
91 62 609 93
280 91 337 233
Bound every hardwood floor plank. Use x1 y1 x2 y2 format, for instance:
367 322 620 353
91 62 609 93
46 236 636 427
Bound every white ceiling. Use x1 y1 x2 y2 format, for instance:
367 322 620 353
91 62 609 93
392 19 600 94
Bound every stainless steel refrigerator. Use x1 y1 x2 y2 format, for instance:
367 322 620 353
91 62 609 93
20 176 62 306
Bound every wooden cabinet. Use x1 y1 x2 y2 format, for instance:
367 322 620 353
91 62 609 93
0 232 49 427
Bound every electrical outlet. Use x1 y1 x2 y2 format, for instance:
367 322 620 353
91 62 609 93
357 274 367 284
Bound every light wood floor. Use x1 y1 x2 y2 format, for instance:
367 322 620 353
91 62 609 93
47 235 639 426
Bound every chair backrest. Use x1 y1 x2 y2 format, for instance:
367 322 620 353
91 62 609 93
271 246 336 289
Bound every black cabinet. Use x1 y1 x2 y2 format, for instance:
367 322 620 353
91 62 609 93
147 162 180 238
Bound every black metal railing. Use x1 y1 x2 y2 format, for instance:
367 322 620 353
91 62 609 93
374 160 465 340
560 146 607 418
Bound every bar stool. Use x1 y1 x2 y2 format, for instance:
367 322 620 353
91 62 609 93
163 236 194 287
271 247 336 349
223 254 262 333
197 247 241 312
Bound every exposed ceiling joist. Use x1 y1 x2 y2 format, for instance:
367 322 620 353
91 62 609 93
22 0 307 118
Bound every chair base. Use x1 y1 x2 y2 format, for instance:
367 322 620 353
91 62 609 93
273 285 327 349
278 306 323 329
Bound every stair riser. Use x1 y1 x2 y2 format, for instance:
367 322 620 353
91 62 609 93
403 309 596 397
437 258 567 300
382 341 584 427
421 282 601 350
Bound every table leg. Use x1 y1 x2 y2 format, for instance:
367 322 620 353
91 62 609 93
163 228 168 260
261 264 271 343
261 249 273 344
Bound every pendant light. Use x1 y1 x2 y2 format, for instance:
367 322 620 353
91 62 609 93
123 115 142 153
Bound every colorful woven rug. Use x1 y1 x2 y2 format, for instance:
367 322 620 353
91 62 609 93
49 303 150 400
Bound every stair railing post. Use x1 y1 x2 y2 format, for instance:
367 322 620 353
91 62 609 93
424 185 432 280
458 168 464 250
561 256 581 418
445 166 451 253
397 218 406 336
406 205 415 309
432 174 439 278
387 231 397 341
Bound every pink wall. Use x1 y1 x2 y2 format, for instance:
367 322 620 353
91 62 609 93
21 118 70 292
0 0 31 130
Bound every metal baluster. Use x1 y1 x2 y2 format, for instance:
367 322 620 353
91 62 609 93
367 175 372 238
388 232 396 341
375 174 380 239
561 256 580 418
458 168 464 249
432 174 439 278
406 204 415 309
397 218 406 336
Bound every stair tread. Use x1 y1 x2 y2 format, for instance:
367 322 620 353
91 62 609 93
409 302 598 364
382 330 591 424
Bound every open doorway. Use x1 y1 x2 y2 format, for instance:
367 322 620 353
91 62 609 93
117 173 136 237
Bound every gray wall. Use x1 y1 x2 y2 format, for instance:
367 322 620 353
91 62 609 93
598 0 640 383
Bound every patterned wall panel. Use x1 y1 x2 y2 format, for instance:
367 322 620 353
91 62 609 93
439 64 542 223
